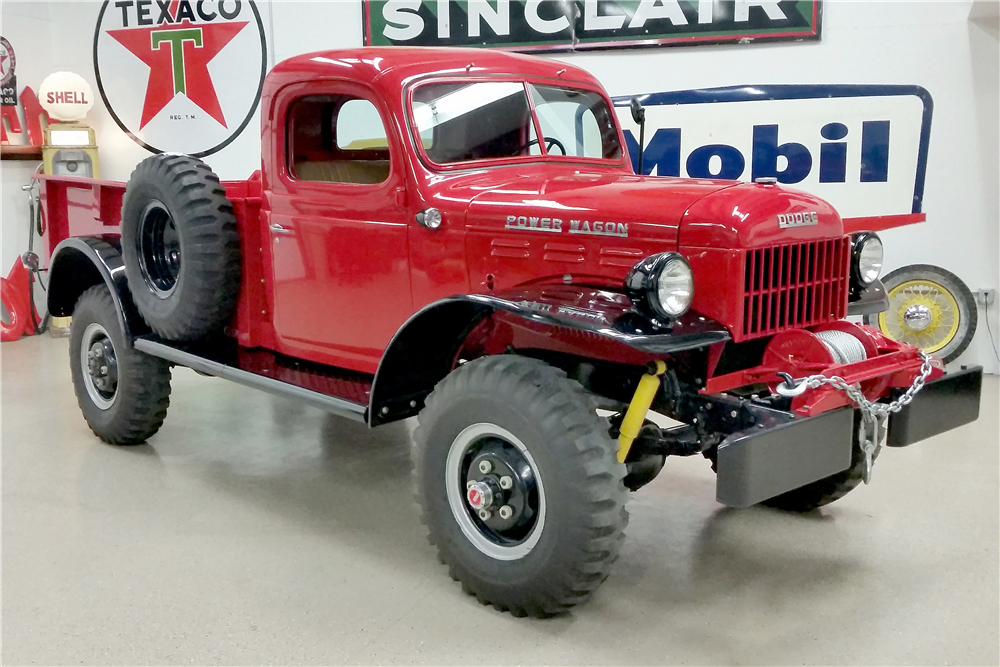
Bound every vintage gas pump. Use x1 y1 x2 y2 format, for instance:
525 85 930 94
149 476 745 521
38 71 98 178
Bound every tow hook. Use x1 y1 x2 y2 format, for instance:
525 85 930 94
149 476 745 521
775 372 810 398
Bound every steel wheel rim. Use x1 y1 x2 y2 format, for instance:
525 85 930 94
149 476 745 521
878 278 961 353
137 200 181 298
80 322 118 410
445 423 546 561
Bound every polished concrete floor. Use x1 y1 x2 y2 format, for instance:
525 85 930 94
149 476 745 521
2 334 998 666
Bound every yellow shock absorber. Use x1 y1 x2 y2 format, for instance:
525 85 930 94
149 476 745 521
617 360 667 464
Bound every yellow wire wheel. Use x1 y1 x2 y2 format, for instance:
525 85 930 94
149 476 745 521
864 264 977 363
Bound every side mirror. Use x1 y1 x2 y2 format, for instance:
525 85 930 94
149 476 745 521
629 97 645 125
629 98 646 175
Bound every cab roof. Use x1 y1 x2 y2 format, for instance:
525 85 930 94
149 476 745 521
263 47 607 102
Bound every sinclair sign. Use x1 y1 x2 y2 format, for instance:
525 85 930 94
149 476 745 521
93 0 267 156
364 0 822 51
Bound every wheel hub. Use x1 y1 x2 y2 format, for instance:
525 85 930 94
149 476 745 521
138 200 181 298
466 480 496 511
463 444 537 533
445 423 546 560
903 303 933 331
80 322 119 410
86 338 118 393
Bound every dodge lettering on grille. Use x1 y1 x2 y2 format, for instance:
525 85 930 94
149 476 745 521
777 211 819 228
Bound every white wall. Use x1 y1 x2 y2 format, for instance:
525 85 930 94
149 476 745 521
2 0 997 372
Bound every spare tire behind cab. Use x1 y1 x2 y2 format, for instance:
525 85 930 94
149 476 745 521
121 154 241 341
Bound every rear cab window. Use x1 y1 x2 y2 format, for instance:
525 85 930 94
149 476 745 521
288 95 391 184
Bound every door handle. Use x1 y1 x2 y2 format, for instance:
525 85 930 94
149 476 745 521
269 222 293 235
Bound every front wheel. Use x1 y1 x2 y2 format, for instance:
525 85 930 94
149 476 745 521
413 356 628 617
69 285 172 444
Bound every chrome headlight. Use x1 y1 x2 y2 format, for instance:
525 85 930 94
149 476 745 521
625 252 694 320
851 232 883 286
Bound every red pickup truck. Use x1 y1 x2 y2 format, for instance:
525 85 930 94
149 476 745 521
37 47 981 617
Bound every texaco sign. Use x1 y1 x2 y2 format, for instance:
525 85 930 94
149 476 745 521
93 0 266 156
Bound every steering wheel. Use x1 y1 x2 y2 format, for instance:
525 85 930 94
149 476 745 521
523 136 567 156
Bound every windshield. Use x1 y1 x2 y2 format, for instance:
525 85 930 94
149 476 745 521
410 81 622 165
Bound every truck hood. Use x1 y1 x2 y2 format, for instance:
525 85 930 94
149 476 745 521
679 182 845 249
465 170 737 242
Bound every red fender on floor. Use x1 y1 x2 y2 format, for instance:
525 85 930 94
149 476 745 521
1 259 41 341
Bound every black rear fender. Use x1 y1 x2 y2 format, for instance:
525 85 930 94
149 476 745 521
47 236 148 342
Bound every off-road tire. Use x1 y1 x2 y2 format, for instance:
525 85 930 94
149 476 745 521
413 356 629 617
121 154 240 340
70 285 172 445
864 264 977 363
761 412 879 512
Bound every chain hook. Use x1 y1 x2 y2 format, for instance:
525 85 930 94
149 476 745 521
775 372 810 397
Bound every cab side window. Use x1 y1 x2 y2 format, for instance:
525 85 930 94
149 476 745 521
288 95 391 184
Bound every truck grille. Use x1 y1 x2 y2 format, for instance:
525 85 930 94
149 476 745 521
742 238 850 339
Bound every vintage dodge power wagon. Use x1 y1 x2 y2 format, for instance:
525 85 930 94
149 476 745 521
38 48 981 617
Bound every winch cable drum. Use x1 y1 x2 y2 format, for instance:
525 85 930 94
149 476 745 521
815 329 868 365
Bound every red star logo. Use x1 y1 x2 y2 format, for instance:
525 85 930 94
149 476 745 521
0 52 9 77
107 10 247 130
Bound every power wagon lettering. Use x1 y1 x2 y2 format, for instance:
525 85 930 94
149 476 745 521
569 219 628 238
505 215 562 232
504 215 629 238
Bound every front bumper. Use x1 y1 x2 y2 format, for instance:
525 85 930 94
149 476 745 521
715 366 983 507
886 365 983 447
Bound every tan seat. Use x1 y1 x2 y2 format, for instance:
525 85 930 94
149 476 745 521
295 160 390 184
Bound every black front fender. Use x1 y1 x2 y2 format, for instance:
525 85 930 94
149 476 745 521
369 285 730 425
47 236 148 342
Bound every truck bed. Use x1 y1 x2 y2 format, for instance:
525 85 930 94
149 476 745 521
34 171 263 266
36 170 271 349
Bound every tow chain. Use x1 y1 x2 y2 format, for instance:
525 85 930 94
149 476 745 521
776 351 934 484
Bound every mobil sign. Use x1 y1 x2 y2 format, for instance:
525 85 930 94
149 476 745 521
614 85 932 229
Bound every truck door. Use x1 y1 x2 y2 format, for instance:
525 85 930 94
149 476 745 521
266 84 411 374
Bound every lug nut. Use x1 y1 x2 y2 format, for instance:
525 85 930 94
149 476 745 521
499 476 513 490
478 460 493 474
478 509 492 521
466 480 477 489
498 505 513 520
100 366 108 374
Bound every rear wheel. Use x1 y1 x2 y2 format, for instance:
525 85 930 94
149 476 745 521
70 285 172 445
413 356 628 617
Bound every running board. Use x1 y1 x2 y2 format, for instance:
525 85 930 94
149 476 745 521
134 336 370 423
